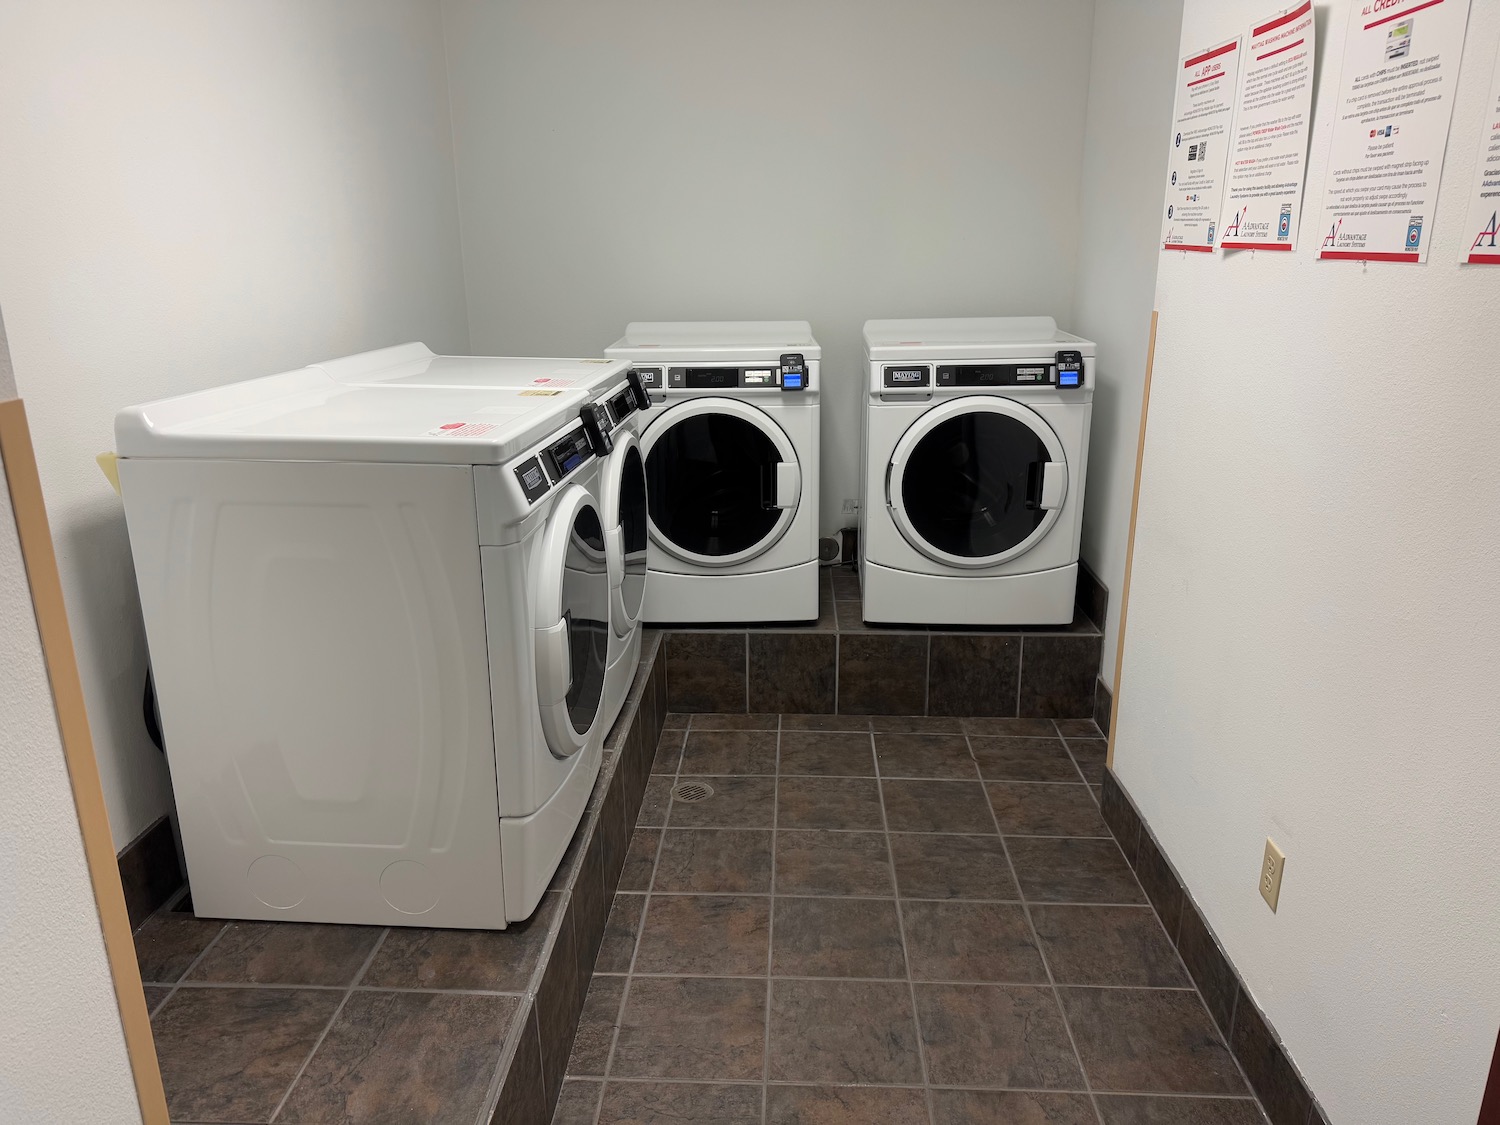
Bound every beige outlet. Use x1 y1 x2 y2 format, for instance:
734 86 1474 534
1260 838 1286 912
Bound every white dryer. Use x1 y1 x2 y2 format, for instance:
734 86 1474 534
606 322 820 623
310 344 651 729
116 368 618 928
860 317 1094 626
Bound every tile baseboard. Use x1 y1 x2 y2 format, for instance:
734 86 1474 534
118 813 183 931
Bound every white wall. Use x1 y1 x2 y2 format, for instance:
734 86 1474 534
1117 3 1500 1122
441 0 1095 535
0 1 470 849
1072 0 1182 686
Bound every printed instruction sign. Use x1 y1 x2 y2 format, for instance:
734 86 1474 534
1316 0 1473 262
1220 2 1317 250
1460 40 1500 263
1162 37 1243 252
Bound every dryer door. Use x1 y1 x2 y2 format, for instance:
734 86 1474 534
600 431 648 638
888 397 1068 569
642 398 801 567
534 484 610 758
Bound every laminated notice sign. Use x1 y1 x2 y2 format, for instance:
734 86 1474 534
1220 2 1317 251
1316 0 1473 263
1460 40 1500 264
1162 37 1243 252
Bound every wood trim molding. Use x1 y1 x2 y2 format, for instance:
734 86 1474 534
1107 310 1158 769
0 398 169 1123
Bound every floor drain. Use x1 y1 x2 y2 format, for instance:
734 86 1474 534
672 781 714 803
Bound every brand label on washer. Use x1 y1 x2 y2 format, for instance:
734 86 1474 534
428 422 496 437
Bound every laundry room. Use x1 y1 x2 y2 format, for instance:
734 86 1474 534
2 3 1497 1125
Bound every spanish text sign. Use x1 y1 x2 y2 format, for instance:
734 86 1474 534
1316 0 1473 262
1460 40 1500 264
1220 2 1317 251
1161 37 1242 252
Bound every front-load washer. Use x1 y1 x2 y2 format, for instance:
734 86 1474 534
606 321 820 623
860 317 1094 626
116 365 619 928
309 344 651 729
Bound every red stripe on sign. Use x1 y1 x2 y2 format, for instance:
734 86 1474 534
1221 241 1294 250
1255 1 1312 37
1184 41 1238 68
1320 250 1420 262
1468 253 1500 264
1188 71 1225 87
1164 243 1215 252
1366 0 1443 30
1259 37 1305 60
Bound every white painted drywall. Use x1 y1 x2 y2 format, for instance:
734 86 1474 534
440 0 1095 535
0 430 140 1119
1072 0 1183 686
0 1 470 849
1116 2 1500 1122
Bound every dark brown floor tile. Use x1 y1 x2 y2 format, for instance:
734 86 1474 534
143 986 172 1015
772 897 905 978
767 1084 929 1124
1099 772 1142 865
1177 901 1239 1035
1018 635 1101 718
901 901 1047 983
1031 905 1189 987
666 633 746 712
634 895 770 976
831 571 861 601
871 715 964 733
1231 999 1313 1125
838 633 928 714
779 731 876 776
611 976 766 1079
929 1089 1098 1125
778 775 885 830
751 633 836 713
1056 719 1103 738
1095 1094 1267 1124
280 990 518 1123
619 829 662 892
1061 987 1247 1095
596 893 646 974
653 829 773 893
1067 738 1107 786
667 774 776 829
986 782 1109 837
1008 837 1146 903
651 730 685 775
662 712 690 729
553 1079 602 1124
782 714 870 732
970 737 1080 782
881 778 996 833
679 729 777 775
565 976 626 1077
775 831 894 896
768 978 923 1083
1134 832 1185 939
493 1004 546 1125
687 712 779 731
153 987 342 1122
928 635 1020 716
639 774 675 827
597 1080 763 1123
133 912 225 984
889 834 1018 900
962 717 1057 737
915 983 1083 1089
362 903 553 992
875 733 980 779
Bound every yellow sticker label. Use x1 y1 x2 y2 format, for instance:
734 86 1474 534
519 389 563 397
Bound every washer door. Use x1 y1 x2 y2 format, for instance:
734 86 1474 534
533 485 610 758
888 397 1068 569
642 398 801 567
600 431 648 638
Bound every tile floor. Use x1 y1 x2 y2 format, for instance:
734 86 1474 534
556 714 1270 1125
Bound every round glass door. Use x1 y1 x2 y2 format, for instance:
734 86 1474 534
643 399 799 567
616 443 648 632
890 399 1066 568
560 504 609 737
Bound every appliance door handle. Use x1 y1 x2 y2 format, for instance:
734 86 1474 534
774 461 801 510
605 525 624 590
534 618 572 704
1030 460 1067 510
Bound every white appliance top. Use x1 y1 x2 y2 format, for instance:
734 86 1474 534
116 367 590 465
606 321 821 363
863 317 1094 361
312 342 630 390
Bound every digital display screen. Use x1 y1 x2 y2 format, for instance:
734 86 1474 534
1059 371 1081 387
936 364 1057 387
545 428 592 480
685 368 738 388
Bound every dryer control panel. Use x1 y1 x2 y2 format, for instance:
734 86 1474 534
935 361 1083 388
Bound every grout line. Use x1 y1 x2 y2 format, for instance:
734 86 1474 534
151 920 230 1013
557 1073 1263 1097
267 927 389 1124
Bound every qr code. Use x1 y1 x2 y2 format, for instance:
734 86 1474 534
1188 141 1207 162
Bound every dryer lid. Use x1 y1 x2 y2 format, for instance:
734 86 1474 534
864 317 1094 361
313 344 630 392
606 321 821 363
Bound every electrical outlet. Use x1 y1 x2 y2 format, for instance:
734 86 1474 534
841 498 860 514
1259 838 1286 913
